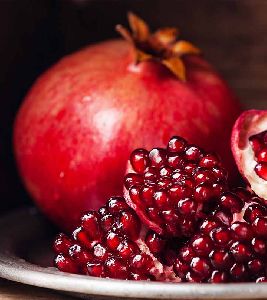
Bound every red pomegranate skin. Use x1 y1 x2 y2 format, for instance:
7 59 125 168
14 39 241 231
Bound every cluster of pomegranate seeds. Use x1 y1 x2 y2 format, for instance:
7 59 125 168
249 130 267 180
54 196 170 280
174 188 267 283
53 133 267 283
124 136 228 238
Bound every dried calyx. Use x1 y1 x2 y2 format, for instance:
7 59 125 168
116 12 201 81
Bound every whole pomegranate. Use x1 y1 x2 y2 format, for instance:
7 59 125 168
14 13 240 231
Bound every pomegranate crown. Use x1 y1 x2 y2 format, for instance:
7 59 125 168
116 12 201 81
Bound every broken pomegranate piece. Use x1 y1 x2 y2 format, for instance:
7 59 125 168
174 188 267 282
124 136 228 238
53 196 178 281
231 110 267 200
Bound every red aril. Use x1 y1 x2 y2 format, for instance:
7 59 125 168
14 13 240 231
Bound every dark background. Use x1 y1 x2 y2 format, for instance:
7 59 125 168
0 0 266 213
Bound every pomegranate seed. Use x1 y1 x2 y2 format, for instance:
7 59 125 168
186 271 203 282
153 191 170 209
106 232 121 251
230 263 246 281
73 227 95 249
167 153 185 168
93 243 108 261
180 246 195 263
159 166 172 177
149 148 167 167
124 173 143 189
200 218 221 234
168 136 187 153
209 270 228 283
157 177 172 189
209 249 233 269
199 154 220 169
105 257 127 279
251 238 266 255
184 162 197 175
253 217 267 238
169 184 192 201
185 145 202 161
210 226 231 246
190 257 211 279
191 235 213 256
213 209 233 226
194 183 214 203
174 258 190 279
231 222 253 242
249 134 263 154
220 192 243 213
55 254 79 274
87 262 104 277
107 197 129 213
117 240 139 259
100 213 114 232
247 259 264 274
130 148 149 173
257 148 267 162
255 163 267 180
119 210 141 239
54 234 72 254
244 204 266 223
68 244 93 265
212 167 228 182
194 168 215 185
81 211 101 240
145 231 166 255
177 198 197 215
230 242 252 263
140 186 155 206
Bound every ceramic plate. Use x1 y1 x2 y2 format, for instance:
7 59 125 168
0 208 267 299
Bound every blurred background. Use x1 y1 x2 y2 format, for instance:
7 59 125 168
0 0 267 213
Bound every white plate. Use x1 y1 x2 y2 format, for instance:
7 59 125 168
0 208 267 299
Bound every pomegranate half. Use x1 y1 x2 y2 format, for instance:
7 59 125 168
231 110 267 200
14 14 241 231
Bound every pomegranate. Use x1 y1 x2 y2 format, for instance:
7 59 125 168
124 136 228 238
231 110 267 200
14 13 240 231
53 196 178 281
174 188 267 282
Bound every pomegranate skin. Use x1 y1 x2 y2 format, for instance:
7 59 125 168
14 39 240 231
